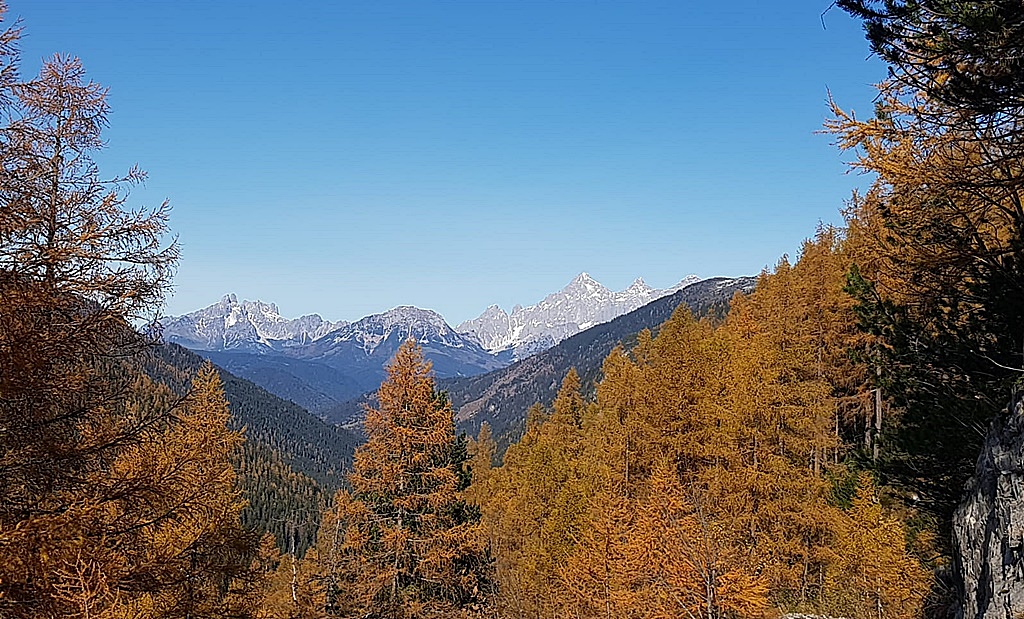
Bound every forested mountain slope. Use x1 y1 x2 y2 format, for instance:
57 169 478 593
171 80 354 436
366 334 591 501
441 276 755 449
325 277 754 450
142 343 359 554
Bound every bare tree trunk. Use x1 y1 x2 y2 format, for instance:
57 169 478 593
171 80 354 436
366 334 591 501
874 387 883 461
835 408 840 464
289 525 298 605
290 555 298 605
624 432 630 494
865 396 873 451
392 509 403 601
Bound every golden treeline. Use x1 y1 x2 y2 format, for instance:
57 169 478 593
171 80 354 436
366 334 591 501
258 225 937 619
469 228 932 619
5 0 1017 616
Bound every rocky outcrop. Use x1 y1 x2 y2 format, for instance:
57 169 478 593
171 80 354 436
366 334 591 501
954 394 1024 619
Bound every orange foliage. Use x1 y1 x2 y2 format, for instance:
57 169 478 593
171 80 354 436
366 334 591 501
481 230 930 619
310 340 491 619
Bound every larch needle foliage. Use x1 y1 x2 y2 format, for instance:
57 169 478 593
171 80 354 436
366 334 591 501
830 0 1024 547
0 4 259 617
479 230 931 619
309 340 492 619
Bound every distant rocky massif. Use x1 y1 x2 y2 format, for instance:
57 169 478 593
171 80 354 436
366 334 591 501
444 276 756 449
456 272 701 360
162 299 502 414
162 294 346 353
162 273 753 436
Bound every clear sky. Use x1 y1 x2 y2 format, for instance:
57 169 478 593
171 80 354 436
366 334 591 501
10 1 885 325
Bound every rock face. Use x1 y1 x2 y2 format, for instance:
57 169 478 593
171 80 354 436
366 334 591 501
162 294 345 352
954 394 1024 619
456 272 701 360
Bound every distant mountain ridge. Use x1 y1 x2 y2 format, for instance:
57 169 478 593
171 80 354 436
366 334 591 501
162 272 718 418
456 272 701 360
161 294 346 352
163 302 504 414
443 276 755 450
325 277 757 448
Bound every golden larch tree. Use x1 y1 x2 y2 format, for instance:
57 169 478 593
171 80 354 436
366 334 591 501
331 339 491 618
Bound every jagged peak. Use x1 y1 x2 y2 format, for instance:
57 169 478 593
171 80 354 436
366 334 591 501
563 271 608 294
352 305 451 331
626 277 651 291
378 305 443 318
328 304 469 353
480 304 509 317
458 271 706 358
241 299 281 315
166 294 346 351
567 272 604 289
669 274 702 290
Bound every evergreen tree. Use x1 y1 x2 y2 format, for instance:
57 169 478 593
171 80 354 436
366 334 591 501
481 371 590 618
480 237 932 619
832 0 1024 537
825 474 930 619
0 14 259 616
466 422 497 507
836 0 1024 118
103 365 258 618
317 340 491 618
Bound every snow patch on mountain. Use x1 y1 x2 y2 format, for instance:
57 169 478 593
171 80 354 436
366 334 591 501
161 294 346 352
457 272 702 360
324 306 468 356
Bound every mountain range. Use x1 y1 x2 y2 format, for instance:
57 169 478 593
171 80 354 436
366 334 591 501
144 268 761 550
161 273 711 414
446 276 755 451
163 302 502 413
323 276 756 452
162 294 347 353
163 274 749 426
456 272 701 360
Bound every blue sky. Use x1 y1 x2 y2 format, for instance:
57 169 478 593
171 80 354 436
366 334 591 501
11 1 885 325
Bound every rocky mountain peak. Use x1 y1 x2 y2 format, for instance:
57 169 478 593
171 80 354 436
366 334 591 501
563 272 607 295
627 277 651 292
162 295 343 352
456 272 706 360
